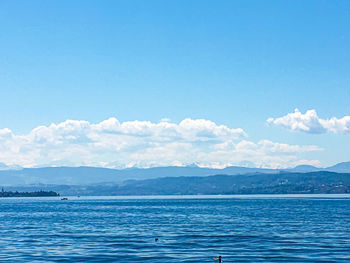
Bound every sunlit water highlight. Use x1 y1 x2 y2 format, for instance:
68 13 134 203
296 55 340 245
0 195 349 262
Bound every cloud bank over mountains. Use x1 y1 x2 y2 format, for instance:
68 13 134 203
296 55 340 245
0 118 321 169
268 109 350 134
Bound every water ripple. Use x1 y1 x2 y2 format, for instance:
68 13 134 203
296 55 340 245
0 196 349 262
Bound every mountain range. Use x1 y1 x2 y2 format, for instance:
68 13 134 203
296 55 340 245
0 161 350 186
3 171 349 196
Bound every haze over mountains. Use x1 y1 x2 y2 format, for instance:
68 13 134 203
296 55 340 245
0 162 22 171
0 161 349 186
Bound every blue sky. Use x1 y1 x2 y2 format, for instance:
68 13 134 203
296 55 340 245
0 0 349 168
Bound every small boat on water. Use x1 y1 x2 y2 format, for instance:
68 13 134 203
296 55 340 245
61 197 68 200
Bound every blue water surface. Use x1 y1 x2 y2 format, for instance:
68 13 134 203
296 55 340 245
0 195 349 262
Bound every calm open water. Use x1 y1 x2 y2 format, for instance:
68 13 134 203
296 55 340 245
0 195 349 262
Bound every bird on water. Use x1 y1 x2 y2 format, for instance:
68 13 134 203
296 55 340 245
214 256 222 262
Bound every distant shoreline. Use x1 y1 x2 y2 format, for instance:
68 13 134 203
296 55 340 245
5 194 347 200
0 190 59 198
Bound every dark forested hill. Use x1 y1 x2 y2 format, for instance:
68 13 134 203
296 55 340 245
113 171 350 195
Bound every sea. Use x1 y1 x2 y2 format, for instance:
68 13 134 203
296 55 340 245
0 195 349 262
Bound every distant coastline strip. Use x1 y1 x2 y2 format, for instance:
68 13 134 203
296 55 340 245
0 189 59 197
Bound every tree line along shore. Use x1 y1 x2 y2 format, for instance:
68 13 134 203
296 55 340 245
0 188 59 197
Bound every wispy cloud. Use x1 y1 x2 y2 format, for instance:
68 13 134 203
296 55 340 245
267 109 350 134
0 118 321 169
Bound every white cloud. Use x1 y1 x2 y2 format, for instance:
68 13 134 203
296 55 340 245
267 109 350 134
0 118 321 169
